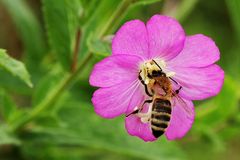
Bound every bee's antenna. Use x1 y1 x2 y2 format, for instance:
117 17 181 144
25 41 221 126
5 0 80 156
169 77 183 94
175 86 182 94
152 59 162 71
126 109 139 117
169 77 179 85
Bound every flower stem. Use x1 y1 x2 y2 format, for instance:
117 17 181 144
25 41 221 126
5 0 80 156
98 0 134 37
71 29 81 72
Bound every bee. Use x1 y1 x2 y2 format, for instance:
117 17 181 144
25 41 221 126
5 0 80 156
127 59 191 138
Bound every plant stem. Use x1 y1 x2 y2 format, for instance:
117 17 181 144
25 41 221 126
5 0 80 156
11 54 93 132
98 0 133 37
71 29 81 72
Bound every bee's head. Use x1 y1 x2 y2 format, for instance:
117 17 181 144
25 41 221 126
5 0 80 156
150 70 166 78
139 59 168 84
145 61 165 78
139 59 175 85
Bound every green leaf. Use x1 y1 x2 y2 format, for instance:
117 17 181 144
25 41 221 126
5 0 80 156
174 0 199 22
21 144 148 160
42 0 82 71
195 125 225 152
226 0 240 42
32 66 64 106
161 0 199 22
218 122 240 140
225 0 240 78
0 70 31 94
87 33 112 57
79 0 98 24
1 0 46 64
79 0 122 59
0 89 17 122
0 126 21 145
131 0 162 7
65 0 83 41
0 49 32 87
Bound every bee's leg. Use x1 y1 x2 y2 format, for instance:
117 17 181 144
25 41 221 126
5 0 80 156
138 70 153 97
126 108 139 117
126 99 153 117
169 77 183 95
175 86 182 94
139 99 153 112
138 102 153 123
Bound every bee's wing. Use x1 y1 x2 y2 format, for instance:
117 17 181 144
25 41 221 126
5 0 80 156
172 93 194 119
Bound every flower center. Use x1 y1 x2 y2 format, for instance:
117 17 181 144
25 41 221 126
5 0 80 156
139 58 175 85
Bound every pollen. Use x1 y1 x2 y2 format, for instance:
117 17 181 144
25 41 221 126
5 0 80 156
139 59 176 85
137 104 152 123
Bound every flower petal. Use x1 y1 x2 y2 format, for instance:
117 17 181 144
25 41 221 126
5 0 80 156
169 64 224 100
125 113 156 142
147 15 185 60
112 20 148 58
168 34 220 67
92 81 145 118
89 54 142 87
165 98 194 140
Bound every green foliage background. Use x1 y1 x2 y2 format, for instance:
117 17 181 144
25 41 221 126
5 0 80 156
0 0 240 159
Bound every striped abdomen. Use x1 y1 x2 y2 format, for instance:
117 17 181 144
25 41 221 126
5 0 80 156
151 99 171 138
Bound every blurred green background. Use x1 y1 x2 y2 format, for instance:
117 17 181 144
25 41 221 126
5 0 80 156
0 0 240 160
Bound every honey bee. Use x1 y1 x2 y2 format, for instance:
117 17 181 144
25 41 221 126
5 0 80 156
127 59 192 138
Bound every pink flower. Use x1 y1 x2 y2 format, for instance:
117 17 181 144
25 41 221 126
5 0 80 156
89 15 224 142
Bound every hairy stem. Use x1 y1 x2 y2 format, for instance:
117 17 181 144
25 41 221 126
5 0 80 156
71 29 81 72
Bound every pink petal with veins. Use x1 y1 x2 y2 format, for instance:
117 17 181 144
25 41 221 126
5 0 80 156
147 15 185 60
90 54 142 87
112 20 149 58
92 80 144 118
168 64 224 100
168 34 220 68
